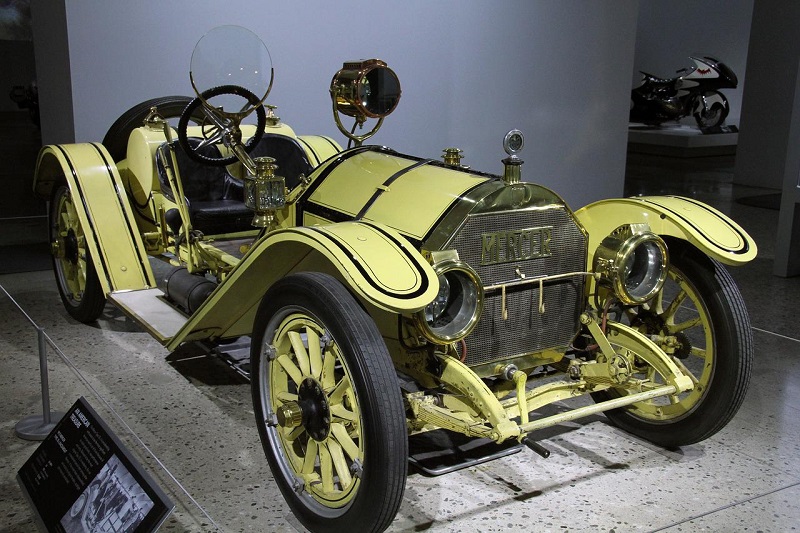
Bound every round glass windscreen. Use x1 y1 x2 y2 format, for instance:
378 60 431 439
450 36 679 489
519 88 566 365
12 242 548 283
189 25 273 117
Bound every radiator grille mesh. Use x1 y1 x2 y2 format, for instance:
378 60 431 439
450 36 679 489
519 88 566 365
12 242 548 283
446 207 587 366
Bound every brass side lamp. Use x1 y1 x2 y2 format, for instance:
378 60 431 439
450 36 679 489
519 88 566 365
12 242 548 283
330 59 401 146
244 156 286 229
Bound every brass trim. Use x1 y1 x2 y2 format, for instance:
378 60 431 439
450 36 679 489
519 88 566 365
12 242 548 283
593 226 669 305
412 259 484 344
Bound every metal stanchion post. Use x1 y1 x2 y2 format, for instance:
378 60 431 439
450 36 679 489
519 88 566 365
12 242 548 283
15 326 65 441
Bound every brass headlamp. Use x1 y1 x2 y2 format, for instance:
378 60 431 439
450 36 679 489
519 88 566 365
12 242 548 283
244 156 286 229
330 59 401 145
413 259 484 344
593 224 668 305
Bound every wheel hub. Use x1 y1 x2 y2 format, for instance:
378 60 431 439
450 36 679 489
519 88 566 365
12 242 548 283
277 378 331 441
63 228 79 264
631 309 665 334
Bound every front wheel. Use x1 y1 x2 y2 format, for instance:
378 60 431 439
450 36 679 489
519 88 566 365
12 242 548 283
597 240 752 447
251 273 407 533
693 90 729 130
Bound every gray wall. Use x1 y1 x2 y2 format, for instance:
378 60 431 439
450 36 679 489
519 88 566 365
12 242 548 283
30 0 74 144
633 0 754 126
0 40 36 113
33 0 639 209
734 0 800 190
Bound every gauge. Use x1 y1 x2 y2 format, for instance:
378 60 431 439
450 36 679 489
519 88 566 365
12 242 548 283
503 129 524 155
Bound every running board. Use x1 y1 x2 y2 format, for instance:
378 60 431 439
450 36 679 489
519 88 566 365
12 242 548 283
109 289 188 344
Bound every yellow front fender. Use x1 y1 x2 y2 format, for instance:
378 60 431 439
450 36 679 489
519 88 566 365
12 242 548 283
167 220 438 350
575 195 757 266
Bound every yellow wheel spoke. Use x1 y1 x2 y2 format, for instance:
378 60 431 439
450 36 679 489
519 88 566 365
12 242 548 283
672 357 700 387
330 423 360 461
327 439 352 489
650 289 665 314
319 443 335 493
284 425 305 442
331 404 357 422
669 316 701 333
322 349 336 389
276 354 303 386
307 328 323 380
661 289 687 323
302 439 318 475
690 346 707 359
329 376 351 406
276 391 298 403
289 331 311 376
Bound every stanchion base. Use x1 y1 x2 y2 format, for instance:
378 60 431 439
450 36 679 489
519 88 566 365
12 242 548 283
15 413 65 441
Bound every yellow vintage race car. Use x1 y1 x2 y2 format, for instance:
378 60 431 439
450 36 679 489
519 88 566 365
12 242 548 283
33 26 756 533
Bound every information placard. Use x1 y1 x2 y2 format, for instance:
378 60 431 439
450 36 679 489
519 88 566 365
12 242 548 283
17 397 173 532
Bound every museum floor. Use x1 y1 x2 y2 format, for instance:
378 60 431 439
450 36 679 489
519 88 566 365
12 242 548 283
2 150 800 532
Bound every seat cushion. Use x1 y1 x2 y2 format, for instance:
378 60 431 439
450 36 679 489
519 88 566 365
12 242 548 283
157 139 254 234
249 134 313 190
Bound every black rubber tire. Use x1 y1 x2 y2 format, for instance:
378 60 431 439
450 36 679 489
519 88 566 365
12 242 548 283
251 272 407 533
102 96 200 162
50 185 106 323
598 240 752 447
177 85 267 166
693 91 729 130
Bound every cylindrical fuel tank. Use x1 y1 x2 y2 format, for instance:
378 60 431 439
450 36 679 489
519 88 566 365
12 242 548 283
159 266 217 313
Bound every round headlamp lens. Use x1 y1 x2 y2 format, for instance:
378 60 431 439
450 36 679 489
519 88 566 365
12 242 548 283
623 240 665 301
595 229 668 305
425 274 451 323
415 261 483 343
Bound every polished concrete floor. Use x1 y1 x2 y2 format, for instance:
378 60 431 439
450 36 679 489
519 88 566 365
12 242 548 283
2 148 800 532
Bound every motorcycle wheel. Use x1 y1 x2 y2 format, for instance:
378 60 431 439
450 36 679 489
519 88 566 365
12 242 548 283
595 239 752 448
251 272 407 533
102 96 203 162
693 91 729 130
50 185 106 323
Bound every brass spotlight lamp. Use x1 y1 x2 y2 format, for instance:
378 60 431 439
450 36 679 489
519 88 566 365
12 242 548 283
330 59 401 146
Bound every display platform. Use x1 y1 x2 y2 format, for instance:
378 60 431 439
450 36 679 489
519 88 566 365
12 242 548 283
628 123 738 157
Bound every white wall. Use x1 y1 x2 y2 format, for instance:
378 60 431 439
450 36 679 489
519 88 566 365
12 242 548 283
633 0 754 125
35 0 639 209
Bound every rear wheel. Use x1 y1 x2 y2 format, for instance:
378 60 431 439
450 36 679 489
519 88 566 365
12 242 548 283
102 96 201 162
50 185 106 323
251 273 407 533
597 240 752 447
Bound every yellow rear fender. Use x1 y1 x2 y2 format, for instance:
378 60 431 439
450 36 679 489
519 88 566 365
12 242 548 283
167 220 438 350
33 143 155 294
575 195 757 266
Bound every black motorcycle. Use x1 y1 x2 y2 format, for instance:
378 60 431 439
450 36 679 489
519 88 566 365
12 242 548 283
630 55 737 131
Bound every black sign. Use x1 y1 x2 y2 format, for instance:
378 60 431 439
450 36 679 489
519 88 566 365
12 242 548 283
17 397 173 532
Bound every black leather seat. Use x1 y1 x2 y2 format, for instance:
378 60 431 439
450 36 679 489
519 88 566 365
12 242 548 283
156 138 253 235
249 133 313 190
156 134 314 235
